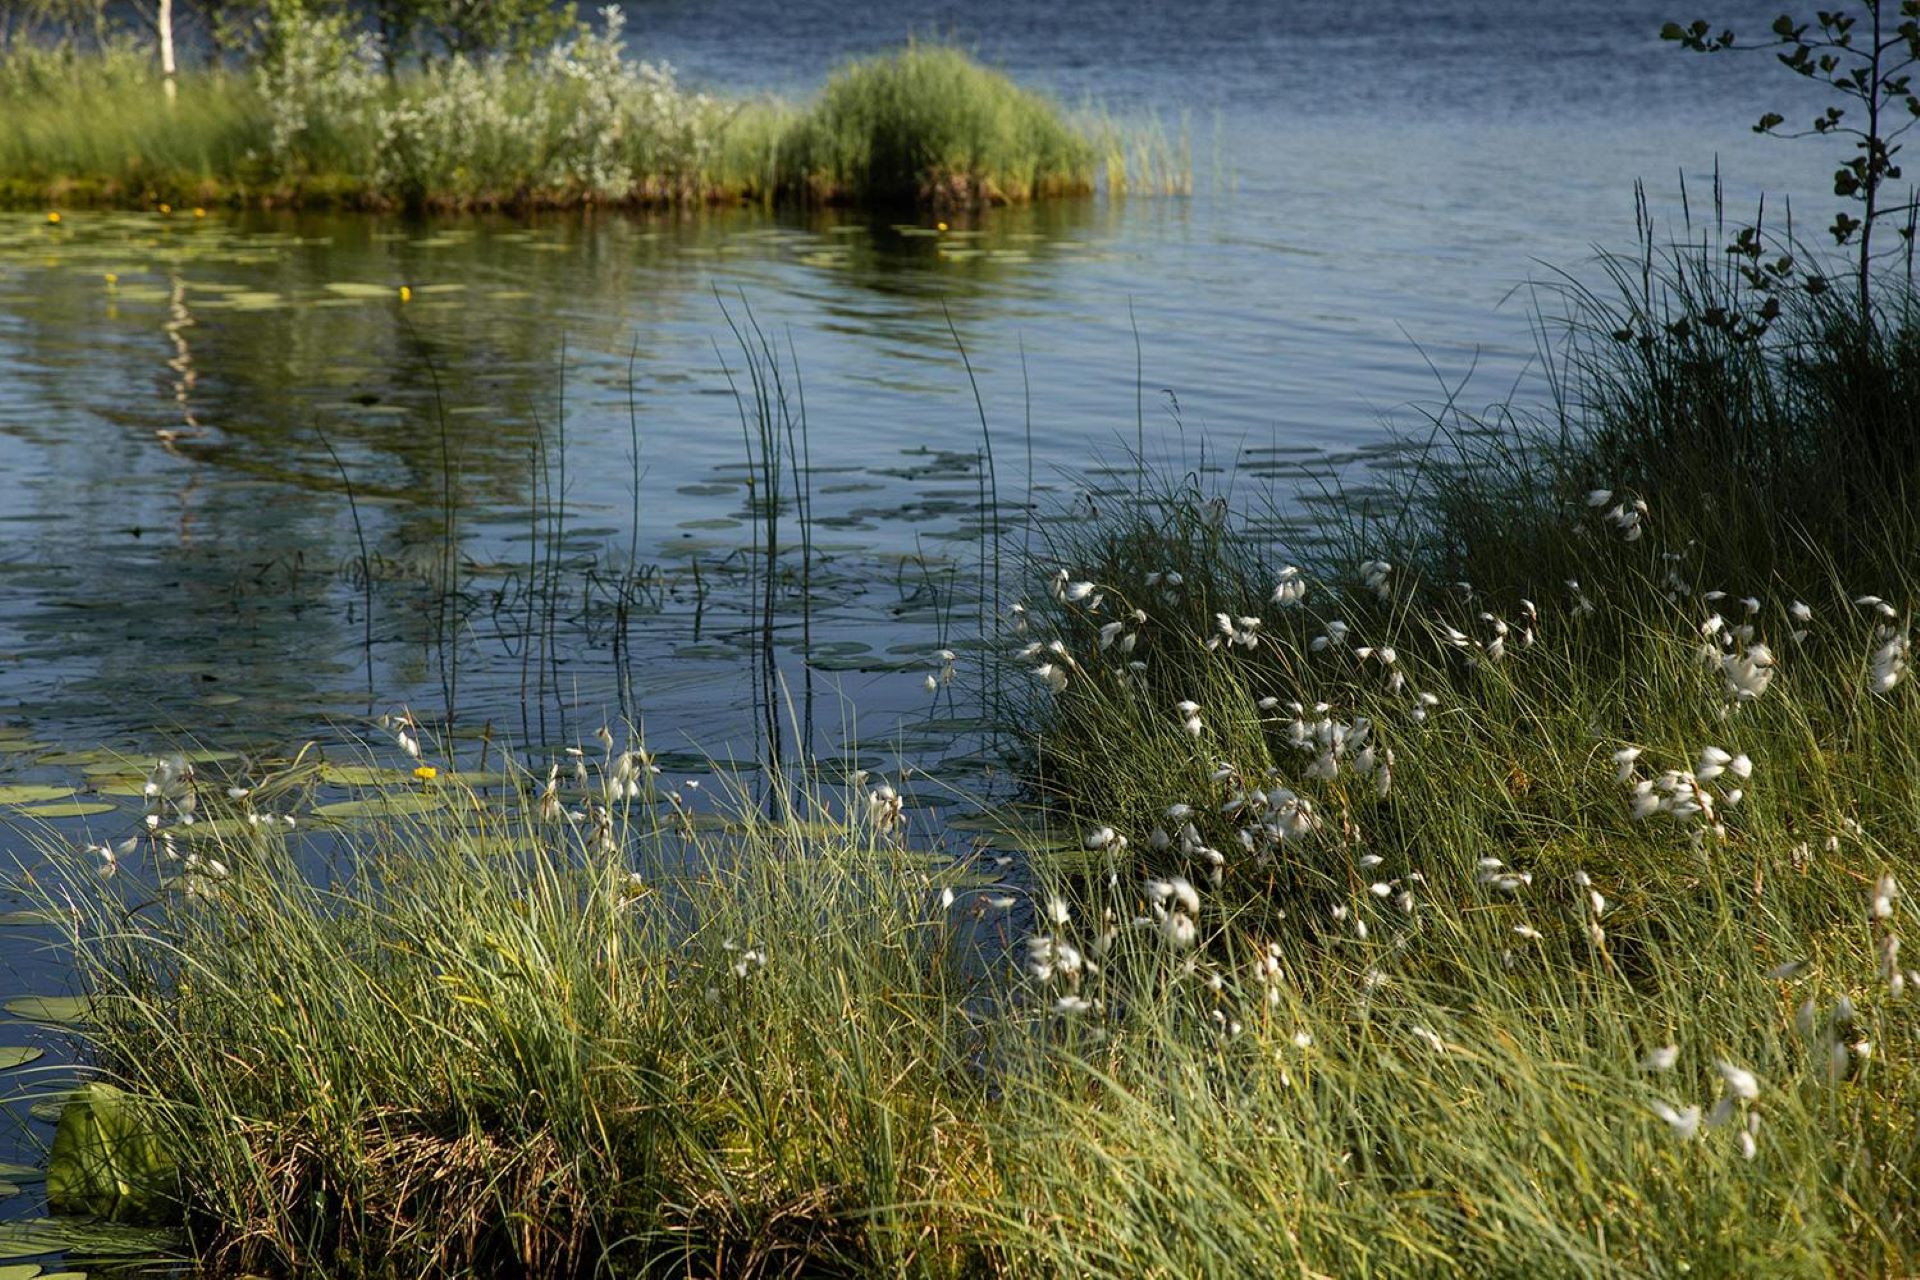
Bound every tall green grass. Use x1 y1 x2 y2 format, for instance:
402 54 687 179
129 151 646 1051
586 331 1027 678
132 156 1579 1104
21 238 1920 1275
0 45 268 206
31 590 1920 1274
778 44 1097 206
0 36 1177 211
42 757 992 1274
1388 206 1920 600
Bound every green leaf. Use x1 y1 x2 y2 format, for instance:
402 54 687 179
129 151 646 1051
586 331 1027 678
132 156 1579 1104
0 786 76 806
318 763 415 787
321 281 398 299
314 792 446 820
0 1217 174 1260
5 997 91 1024
13 803 117 820
0 1046 44 1070
48 1083 180 1225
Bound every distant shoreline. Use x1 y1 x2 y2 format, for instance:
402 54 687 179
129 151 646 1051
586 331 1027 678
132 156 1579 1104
0 40 1186 215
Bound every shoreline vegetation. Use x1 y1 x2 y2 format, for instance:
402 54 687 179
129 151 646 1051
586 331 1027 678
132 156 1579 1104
0 15 1189 212
10 1 1920 1273
17 221 1920 1275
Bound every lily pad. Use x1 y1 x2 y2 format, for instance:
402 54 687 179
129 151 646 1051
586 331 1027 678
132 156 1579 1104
14 803 117 820
0 911 55 927
179 749 242 766
0 787 76 807
31 750 127 768
0 1217 174 1260
314 792 445 820
318 763 414 787
0 1047 44 1070
5 996 91 1024
321 281 397 299
76 759 144 778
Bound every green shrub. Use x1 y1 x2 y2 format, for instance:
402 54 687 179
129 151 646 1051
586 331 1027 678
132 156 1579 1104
780 43 1096 206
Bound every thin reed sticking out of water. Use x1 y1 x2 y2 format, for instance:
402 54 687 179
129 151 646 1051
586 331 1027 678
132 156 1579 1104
312 421 375 712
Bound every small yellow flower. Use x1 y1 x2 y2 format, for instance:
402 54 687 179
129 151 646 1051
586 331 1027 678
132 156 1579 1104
46 211 60 224
192 207 206 218
936 221 949 232
413 765 438 780
103 273 118 287
158 202 172 215
398 285 412 303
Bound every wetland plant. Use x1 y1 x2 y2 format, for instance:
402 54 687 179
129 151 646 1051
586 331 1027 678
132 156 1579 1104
0 18 1174 211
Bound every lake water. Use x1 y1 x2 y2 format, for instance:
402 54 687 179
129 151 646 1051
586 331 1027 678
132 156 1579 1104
0 0 1841 1230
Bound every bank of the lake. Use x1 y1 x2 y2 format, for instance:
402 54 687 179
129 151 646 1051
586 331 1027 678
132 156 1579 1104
19 234 1920 1275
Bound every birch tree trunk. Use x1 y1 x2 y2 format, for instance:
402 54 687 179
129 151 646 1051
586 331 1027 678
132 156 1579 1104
158 0 177 108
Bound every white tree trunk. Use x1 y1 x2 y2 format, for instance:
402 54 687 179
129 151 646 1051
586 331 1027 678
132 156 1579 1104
158 0 176 107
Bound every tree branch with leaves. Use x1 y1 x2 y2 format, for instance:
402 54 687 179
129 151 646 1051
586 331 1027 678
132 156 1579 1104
1663 1 1920 322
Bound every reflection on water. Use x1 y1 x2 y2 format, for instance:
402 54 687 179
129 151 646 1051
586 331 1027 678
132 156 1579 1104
0 202 1145 772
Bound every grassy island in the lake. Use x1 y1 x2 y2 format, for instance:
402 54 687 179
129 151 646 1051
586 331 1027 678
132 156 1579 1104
0 19 1183 212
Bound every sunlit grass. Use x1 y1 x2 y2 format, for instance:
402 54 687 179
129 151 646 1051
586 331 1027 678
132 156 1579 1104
20 242 1920 1275
0 38 1179 211
778 43 1099 206
38 750 992 1275
0 49 267 206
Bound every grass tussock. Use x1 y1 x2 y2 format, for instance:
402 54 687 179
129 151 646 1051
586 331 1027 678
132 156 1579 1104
0 27 1178 212
779 45 1097 206
1404 210 1920 598
43 759 989 1276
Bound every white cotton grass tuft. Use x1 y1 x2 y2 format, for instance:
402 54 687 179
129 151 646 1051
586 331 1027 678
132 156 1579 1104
1146 875 1201 916
1720 645 1774 703
1873 872 1899 921
1651 1101 1702 1140
1360 559 1393 601
1716 1060 1760 1100
1271 564 1307 606
1870 629 1910 693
